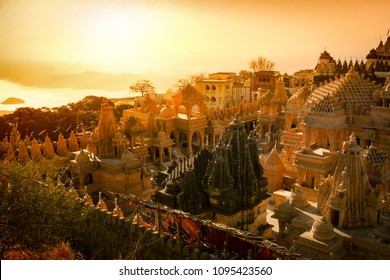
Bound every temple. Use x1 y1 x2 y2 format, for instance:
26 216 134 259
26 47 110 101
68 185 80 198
152 117 271 237
1 35 390 259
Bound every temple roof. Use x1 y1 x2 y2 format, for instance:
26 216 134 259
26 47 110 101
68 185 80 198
287 86 311 105
319 50 334 61
263 146 284 169
309 93 339 114
363 144 388 168
172 84 205 106
305 67 376 112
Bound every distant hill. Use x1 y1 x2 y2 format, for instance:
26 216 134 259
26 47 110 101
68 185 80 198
0 61 178 92
45 71 139 91
1 97 25 105
0 61 141 91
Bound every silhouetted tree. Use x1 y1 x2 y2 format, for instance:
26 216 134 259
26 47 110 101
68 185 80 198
239 69 252 81
113 103 133 122
129 80 155 97
248 56 275 72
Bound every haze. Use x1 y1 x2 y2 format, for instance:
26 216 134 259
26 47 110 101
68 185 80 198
0 0 389 91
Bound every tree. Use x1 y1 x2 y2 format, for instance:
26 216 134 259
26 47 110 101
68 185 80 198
239 69 252 81
129 80 155 97
0 161 92 258
113 103 133 122
189 73 207 85
248 56 275 72
174 73 207 91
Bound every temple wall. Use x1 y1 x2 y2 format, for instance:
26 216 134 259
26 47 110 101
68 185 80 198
75 200 302 260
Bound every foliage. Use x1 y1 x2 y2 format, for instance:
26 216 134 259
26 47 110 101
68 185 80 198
0 95 129 141
0 161 92 259
2 242 83 260
68 95 114 113
175 73 207 90
239 69 252 81
113 103 133 122
189 73 207 84
249 56 275 72
129 80 155 97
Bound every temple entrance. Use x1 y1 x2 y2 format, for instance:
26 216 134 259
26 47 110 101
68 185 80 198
179 131 188 148
291 117 298 128
318 130 330 149
170 132 176 146
330 209 339 226
84 173 93 185
191 131 202 152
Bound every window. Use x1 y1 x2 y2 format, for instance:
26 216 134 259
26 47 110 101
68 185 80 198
206 85 210 90
212 85 216 90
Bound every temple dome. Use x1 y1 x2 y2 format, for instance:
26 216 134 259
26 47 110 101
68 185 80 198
277 200 298 217
121 149 134 162
160 106 175 118
75 149 90 163
157 130 167 139
289 184 308 208
210 119 221 128
311 216 335 241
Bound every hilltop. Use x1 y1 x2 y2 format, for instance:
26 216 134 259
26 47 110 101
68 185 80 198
1 97 25 105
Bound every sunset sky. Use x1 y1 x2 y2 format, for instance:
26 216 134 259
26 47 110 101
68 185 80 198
0 0 389 90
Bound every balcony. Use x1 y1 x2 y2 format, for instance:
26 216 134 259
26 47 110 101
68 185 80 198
294 147 340 173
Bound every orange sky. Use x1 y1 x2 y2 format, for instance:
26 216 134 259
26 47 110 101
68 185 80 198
0 0 389 90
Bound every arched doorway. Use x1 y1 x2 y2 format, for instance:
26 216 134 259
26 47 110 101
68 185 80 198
191 131 202 151
179 131 188 148
318 130 330 149
84 173 93 185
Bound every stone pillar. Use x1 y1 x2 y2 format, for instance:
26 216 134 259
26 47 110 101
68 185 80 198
329 130 337 153
199 130 204 147
305 126 311 148
188 131 193 155
159 147 163 164
79 174 85 186
174 132 179 148
151 147 156 162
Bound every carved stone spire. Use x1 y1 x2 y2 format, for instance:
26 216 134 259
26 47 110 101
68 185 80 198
56 133 68 156
323 133 378 228
204 140 235 210
17 140 30 163
43 135 55 159
30 138 42 161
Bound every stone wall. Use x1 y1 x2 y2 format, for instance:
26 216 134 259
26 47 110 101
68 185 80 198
76 198 306 260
